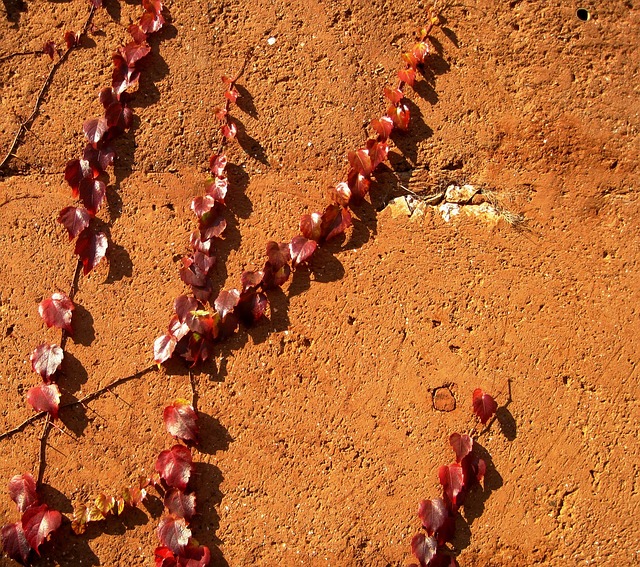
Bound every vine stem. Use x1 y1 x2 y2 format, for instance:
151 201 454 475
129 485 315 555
0 4 96 174
0 365 156 442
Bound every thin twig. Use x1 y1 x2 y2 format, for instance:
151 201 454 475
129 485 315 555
0 194 41 208
189 371 199 412
0 365 156 442
0 50 43 64
36 416 52 487
0 5 96 174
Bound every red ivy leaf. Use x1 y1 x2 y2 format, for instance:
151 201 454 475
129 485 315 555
1 522 31 564
321 204 352 241
402 51 420 69
30 343 63 382
154 334 177 364
75 228 108 275
417 498 447 536
119 41 151 66
155 546 176 567
174 296 198 323
438 463 464 509
89 0 103 8
64 159 94 197
128 24 148 44
299 212 322 242
58 206 91 240
265 241 290 271
155 445 193 491
140 11 165 34
449 432 473 463
371 116 394 140
384 86 403 105
39 293 74 333
366 140 389 169
26 384 61 419
411 532 437 567
347 168 371 202
200 214 226 240
347 148 372 177
143 0 163 16
224 87 239 103
78 178 106 216
82 143 116 171
190 195 215 218
388 103 410 131
221 122 237 140
289 236 317 267
472 389 498 424
8 473 38 513
412 41 431 63
157 515 191 555
178 544 211 566
240 270 264 292
331 181 351 207
205 176 228 202
214 289 241 319
209 153 227 177
398 66 417 86
235 290 268 325
164 488 196 521
83 117 108 145
163 399 199 443
42 41 55 60
64 31 79 50
21 503 62 554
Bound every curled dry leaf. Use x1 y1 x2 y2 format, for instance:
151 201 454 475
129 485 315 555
26 384 61 419
38 293 74 334
155 445 194 491
157 515 191 555
30 343 64 382
8 473 38 513
163 399 199 443
472 388 498 424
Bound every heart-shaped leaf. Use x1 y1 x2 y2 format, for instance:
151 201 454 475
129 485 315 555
21 504 62 555
8 473 38 513
163 400 199 443
26 384 61 419
164 488 196 521
472 389 498 424
155 445 193 491
57 206 91 240
38 293 74 334
30 343 64 382
157 515 191 555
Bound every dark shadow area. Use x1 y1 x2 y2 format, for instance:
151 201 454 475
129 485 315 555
59 351 89 393
86 505 149 537
105 241 133 283
196 412 233 455
103 0 121 23
390 98 432 165
142 493 164 519
453 441 503 553
496 406 517 441
40 483 73 514
234 116 269 165
2 0 26 23
69 304 95 347
36 525 100 567
191 461 228 567
58 393 88 436
234 84 258 119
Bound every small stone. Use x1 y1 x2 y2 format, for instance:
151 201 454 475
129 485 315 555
267 37 277 46
444 184 478 204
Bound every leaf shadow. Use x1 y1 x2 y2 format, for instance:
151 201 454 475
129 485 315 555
70 304 95 347
2 0 26 23
190 461 228 567
105 241 133 283
453 441 503 553
496 406 517 441
35 524 100 567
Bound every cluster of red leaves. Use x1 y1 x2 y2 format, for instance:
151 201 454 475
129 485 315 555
410 390 498 567
155 400 209 566
59 0 164 275
71 475 155 535
25 293 76 419
0 473 62 565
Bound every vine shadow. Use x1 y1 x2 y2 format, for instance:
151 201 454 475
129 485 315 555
1 0 26 24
